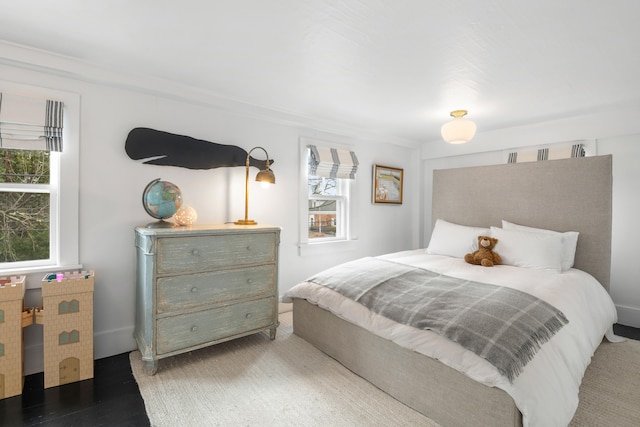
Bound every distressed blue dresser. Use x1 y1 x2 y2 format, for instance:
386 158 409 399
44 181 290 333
134 224 280 375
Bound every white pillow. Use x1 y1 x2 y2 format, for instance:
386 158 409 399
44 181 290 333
427 219 490 259
502 220 579 271
490 226 564 272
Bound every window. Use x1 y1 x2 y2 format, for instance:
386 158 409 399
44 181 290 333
308 176 348 241
298 138 359 253
0 84 79 276
1 149 52 263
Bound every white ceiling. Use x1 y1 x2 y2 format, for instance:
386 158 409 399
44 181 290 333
2 1 639 145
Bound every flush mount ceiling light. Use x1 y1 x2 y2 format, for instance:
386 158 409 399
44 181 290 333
441 110 477 144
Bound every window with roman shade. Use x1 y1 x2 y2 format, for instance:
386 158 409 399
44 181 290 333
507 143 585 164
0 92 64 152
0 82 78 278
308 145 359 179
301 141 359 251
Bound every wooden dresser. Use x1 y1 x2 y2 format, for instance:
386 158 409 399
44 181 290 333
134 224 280 375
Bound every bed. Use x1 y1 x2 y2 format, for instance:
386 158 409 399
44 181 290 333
283 155 619 427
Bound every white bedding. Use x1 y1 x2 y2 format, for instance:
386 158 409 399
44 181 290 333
283 250 618 427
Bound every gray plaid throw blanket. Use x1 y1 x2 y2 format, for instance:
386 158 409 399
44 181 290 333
307 257 568 383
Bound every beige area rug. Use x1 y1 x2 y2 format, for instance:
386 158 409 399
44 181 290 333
131 312 640 427
569 335 640 427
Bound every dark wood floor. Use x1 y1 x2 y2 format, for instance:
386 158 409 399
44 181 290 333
0 353 149 427
1 324 639 426
614 322 640 340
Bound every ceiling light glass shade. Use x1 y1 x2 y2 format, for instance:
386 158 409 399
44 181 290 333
441 110 477 144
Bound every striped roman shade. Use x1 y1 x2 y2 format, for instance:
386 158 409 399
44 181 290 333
308 145 359 179
507 144 585 164
0 92 64 152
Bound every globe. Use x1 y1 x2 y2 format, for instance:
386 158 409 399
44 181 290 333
142 178 183 221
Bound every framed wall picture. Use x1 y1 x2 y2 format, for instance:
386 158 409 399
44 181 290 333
373 164 403 204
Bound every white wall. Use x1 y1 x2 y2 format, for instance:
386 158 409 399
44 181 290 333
599 135 640 328
1 50 419 374
421 121 640 328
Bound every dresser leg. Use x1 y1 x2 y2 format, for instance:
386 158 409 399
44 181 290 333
269 326 277 340
145 360 158 376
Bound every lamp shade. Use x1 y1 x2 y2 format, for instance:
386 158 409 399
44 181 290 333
441 110 476 144
255 168 275 184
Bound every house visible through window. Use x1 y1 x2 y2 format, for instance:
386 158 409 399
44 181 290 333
308 176 347 240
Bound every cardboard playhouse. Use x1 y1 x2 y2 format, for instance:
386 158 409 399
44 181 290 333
38 270 95 389
0 276 27 399
0 270 95 399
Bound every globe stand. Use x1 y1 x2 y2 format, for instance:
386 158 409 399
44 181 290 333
145 219 177 229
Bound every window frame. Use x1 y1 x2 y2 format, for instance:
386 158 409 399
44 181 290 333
298 137 358 256
0 82 80 278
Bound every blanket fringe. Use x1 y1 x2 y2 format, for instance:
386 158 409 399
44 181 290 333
504 313 570 382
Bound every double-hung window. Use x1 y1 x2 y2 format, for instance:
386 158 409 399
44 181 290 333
0 149 53 264
308 175 348 241
0 87 79 275
299 139 359 254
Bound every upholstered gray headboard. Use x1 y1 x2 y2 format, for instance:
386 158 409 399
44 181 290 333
432 155 612 291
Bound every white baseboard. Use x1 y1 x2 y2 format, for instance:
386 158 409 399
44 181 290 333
616 304 640 328
279 302 292 314
24 342 44 375
23 326 138 376
93 325 138 360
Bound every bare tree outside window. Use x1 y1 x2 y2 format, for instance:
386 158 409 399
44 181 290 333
0 149 50 262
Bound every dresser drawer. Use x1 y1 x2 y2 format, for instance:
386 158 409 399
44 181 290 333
156 265 275 314
156 232 276 275
156 297 276 354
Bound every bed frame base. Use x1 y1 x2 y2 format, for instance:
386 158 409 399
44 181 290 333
293 299 522 427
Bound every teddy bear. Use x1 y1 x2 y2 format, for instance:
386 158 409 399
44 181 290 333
464 236 502 267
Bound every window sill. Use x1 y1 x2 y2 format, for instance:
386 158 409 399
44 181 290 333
298 239 358 257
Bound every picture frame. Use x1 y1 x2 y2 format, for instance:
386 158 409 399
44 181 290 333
373 164 403 204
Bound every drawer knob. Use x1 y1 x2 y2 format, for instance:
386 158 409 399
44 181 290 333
247 279 253 284
245 313 252 319
191 326 198 332
191 249 200 256
191 287 198 293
